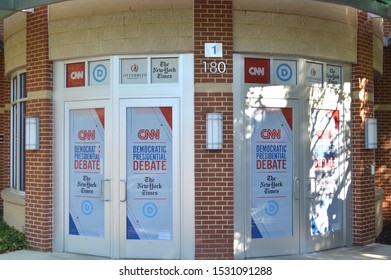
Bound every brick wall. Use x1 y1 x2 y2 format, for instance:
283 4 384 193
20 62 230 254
0 22 3 209
0 37 11 210
375 111 391 218
351 10 376 245
24 6 53 251
374 19 391 219
194 0 234 259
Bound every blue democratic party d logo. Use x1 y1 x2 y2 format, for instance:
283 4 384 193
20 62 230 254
265 200 279 216
93 64 108 83
81 200 93 215
142 202 158 218
276 63 293 82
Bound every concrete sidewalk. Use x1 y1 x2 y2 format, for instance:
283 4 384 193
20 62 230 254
0 243 390 260
0 250 109 260
257 243 391 260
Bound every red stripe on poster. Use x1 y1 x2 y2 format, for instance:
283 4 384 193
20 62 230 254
332 110 339 130
159 107 172 129
95 108 105 128
280 108 293 130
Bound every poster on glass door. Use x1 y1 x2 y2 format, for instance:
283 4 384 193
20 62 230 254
251 108 293 238
69 109 105 237
126 107 173 240
310 109 340 235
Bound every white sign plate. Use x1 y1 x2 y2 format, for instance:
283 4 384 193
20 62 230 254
204 43 223 58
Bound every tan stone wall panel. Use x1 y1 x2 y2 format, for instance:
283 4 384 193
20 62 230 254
49 0 192 20
373 18 384 74
235 0 356 22
4 13 27 77
49 8 193 60
233 1 358 63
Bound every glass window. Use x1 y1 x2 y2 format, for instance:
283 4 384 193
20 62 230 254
11 73 26 192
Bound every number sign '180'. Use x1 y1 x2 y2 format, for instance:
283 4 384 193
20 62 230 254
203 61 227 74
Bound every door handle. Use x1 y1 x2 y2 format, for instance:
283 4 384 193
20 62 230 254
307 177 317 199
294 177 300 200
100 179 111 202
120 179 127 202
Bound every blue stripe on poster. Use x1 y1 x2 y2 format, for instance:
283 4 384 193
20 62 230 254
311 216 320 235
69 213 79 235
127 217 140 240
251 217 263 238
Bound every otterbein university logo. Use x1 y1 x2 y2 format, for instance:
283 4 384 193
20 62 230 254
130 64 139 72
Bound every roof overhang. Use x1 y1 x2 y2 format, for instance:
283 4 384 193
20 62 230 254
0 0 391 20
315 0 391 17
0 0 68 19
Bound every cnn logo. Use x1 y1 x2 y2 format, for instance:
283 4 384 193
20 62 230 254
138 129 160 140
70 71 84 80
78 130 95 140
260 129 281 140
248 67 265 76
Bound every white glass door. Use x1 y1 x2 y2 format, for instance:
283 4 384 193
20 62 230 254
305 103 345 252
245 99 300 258
119 99 180 259
65 101 112 257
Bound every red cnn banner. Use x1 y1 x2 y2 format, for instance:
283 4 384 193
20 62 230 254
66 62 85 87
245 58 270 84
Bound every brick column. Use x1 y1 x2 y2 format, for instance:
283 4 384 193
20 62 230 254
351 10 376 245
25 6 53 251
194 0 234 259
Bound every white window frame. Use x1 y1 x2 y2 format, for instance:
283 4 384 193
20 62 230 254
10 72 27 192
